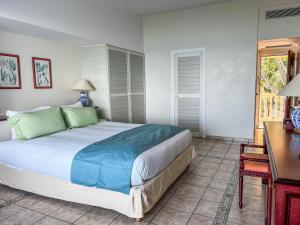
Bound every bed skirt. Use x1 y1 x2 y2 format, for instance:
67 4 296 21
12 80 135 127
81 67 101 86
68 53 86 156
0 145 195 219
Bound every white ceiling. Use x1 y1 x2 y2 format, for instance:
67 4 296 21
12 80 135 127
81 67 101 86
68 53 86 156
97 0 234 15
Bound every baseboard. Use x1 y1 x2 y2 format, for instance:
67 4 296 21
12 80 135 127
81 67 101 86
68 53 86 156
203 135 253 143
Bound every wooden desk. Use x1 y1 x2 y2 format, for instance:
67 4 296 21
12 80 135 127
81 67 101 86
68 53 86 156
264 122 300 225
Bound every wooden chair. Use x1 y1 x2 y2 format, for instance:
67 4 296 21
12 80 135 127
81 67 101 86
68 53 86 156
239 143 272 225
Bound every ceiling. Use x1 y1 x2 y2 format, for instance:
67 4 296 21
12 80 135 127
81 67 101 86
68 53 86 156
97 0 234 15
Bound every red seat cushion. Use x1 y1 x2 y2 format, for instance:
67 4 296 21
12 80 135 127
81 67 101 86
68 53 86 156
243 160 270 174
241 153 269 161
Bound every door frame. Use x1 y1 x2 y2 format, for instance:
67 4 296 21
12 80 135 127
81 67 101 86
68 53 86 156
170 48 206 137
254 47 292 130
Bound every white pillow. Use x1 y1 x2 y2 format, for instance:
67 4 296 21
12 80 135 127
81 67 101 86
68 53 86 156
6 106 51 139
61 102 83 108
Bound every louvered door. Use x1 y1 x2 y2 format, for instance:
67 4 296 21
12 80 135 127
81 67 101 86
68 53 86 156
174 51 203 136
129 53 145 123
109 48 129 122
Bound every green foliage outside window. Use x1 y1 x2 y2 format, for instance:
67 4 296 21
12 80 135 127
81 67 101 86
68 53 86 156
260 56 288 94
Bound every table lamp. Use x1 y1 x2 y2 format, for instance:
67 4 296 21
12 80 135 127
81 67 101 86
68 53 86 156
278 74 300 132
72 79 95 107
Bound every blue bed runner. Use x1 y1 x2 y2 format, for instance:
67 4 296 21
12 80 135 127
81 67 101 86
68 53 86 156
71 124 185 194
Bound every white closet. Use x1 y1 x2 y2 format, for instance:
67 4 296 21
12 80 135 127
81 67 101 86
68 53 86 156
82 45 145 123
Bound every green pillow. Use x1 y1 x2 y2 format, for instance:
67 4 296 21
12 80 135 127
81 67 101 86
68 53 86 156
8 107 66 140
62 107 99 128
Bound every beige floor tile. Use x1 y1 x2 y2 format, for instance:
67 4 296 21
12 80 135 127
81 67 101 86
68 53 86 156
192 167 216 177
187 214 214 225
184 175 212 187
222 159 236 165
30 197 66 215
228 205 265 225
225 153 239 160
218 163 235 172
217 140 233 144
244 177 262 186
196 150 209 156
175 184 206 199
227 148 240 154
15 194 44 208
209 177 229 190
232 194 265 211
207 151 226 158
190 160 201 167
230 143 241 147
210 147 228 153
50 202 92 223
152 207 191 225
192 138 202 144
110 215 148 225
166 194 200 213
197 145 212 151
198 143 214 147
0 209 44 225
198 161 220 170
143 203 163 222
226 222 239 225
167 178 184 193
199 139 216 144
0 185 25 201
0 199 7 207
214 171 232 179
157 191 173 205
194 200 220 218
0 204 24 221
214 143 230 148
36 217 70 225
203 188 225 202
186 165 196 173
202 157 223 164
74 207 119 225
243 184 264 197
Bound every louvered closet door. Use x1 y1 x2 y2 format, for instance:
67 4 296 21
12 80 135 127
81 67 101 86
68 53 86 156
174 52 202 136
130 53 145 123
109 48 129 122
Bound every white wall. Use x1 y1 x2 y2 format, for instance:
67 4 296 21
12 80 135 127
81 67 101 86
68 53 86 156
0 30 81 140
0 0 143 52
143 0 300 139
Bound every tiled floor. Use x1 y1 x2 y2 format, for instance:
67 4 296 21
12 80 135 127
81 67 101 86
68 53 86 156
0 139 266 225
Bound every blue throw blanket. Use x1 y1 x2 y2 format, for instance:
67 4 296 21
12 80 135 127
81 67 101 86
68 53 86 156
71 124 185 194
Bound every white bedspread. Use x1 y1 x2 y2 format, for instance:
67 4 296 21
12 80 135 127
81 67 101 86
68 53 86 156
0 122 192 186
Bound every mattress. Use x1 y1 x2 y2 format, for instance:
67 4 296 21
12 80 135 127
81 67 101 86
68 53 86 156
0 121 192 186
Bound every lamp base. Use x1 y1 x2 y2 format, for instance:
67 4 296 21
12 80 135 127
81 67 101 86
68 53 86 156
293 129 300 134
80 91 89 107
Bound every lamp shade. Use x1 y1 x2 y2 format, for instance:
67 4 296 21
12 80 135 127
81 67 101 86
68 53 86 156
72 79 95 91
278 74 300 96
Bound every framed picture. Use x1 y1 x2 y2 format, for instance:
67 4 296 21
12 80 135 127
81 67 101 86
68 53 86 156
32 57 52 89
0 53 21 89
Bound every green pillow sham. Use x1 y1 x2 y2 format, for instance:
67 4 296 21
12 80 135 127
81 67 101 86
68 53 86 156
8 107 67 140
62 107 99 128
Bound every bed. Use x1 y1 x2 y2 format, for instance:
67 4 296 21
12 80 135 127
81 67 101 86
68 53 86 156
0 121 195 220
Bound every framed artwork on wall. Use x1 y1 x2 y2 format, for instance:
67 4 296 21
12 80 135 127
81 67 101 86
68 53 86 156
32 57 52 89
0 53 21 89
